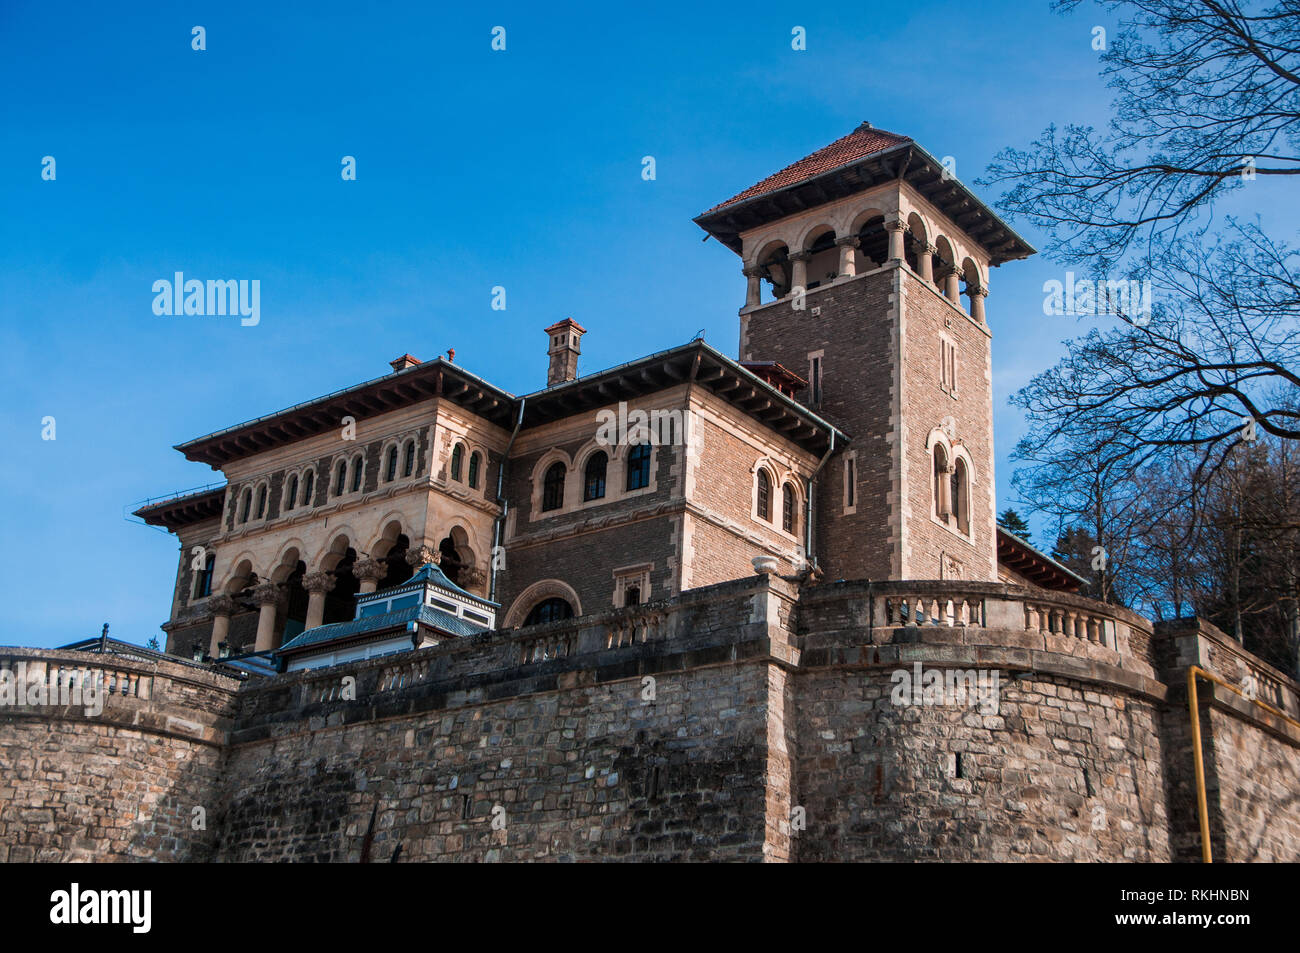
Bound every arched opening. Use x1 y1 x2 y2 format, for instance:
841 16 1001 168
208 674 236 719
334 460 347 496
625 444 651 491
285 474 298 512
584 451 608 501
385 445 398 482
301 469 315 506
905 212 928 274
349 455 363 493
468 451 481 489
755 240 791 304
542 461 566 511
933 444 950 518
378 533 411 590
276 557 308 646
524 598 574 626
782 482 796 534
853 215 888 271
450 443 464 482
952 458 970 535
934 237 959 303
803 226 838 290
239 489 252 524
321 539 359 625
438 533 465 586
961 258 982 317
402 440 416 478
255 485 267 519
757 469 772 521
225 558 255 596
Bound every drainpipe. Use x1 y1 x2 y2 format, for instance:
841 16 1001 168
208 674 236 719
1186 664 1300 863
804 431 836 574
489 397 526 604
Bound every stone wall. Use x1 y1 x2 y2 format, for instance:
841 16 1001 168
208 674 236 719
2 580 1298 862
0 649 240 861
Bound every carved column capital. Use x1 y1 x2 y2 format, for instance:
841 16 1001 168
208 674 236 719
352 558 387 585
460 566 487 590
934 261 960 279
883 217 908 233
968 283 988 298
742 265 764 278
406 545 441 570
787 251 812 263
251 581 285 607
923 242 938 256
834 235 860 248
207 594 238 618
302 571 337 595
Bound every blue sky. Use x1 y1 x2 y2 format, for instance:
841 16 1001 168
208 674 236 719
0 0 1248 647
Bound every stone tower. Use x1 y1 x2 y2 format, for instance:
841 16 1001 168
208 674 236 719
695 124 1034 582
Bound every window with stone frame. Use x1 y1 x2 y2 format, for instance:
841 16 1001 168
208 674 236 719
584 451 608 501
542 461 566 511
626 443 651 491
613 563 652 608
757 468 771 521
782 482 796 534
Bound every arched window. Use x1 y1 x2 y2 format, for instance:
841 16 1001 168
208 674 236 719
584 452 607 501
933 445 950 518
542 461 566 511
350 455 363 493
301 469 315 506
385 445 398 482
402 440 415 477
757 469 771 521
255 485 267 518
952 458 970 535
286 474 298 511
468 451 481 489
193 553 215 598
524 597 574 626
239 489 251 523
451 443 464 481
334 461 347 496
626 444 651 491
782 482 796 533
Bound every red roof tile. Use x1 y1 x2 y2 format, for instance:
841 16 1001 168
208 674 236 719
704 124 911 215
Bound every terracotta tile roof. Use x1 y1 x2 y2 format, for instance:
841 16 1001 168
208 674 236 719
704 124 911 214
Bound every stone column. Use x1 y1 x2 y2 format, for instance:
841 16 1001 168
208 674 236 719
787 252 810 295
938 466 953 518
207 594 237 657
835 236 860 279
353 556 387 594
742 266 762 309
884 217 908 261
969 284 987 323
407 545 440 571
251 582 284 653
937 263 961 304
919 243 936 283
302 571 336 629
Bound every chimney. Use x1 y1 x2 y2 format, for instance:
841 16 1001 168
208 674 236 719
389 354 421 372
544 318 586 386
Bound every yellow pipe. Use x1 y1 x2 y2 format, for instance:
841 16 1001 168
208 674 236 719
1186 665 1300 864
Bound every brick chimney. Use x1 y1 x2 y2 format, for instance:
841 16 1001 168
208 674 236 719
389 354 421 372
544 318 586 386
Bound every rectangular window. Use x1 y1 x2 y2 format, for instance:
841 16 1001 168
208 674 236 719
843 451 857 514
808 351 824 408
939 336 958 395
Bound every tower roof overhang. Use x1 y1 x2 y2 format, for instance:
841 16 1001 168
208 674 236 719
693 126 1035 266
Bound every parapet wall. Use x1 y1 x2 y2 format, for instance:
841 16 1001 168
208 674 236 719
1 577 1297 862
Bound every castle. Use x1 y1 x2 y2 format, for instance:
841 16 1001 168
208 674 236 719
2 125 1297 862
